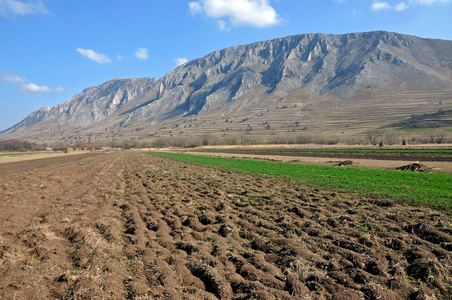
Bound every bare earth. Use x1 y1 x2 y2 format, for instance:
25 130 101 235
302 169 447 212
0 151 451 299
186 151 452 174
0 151 94 165
0 152 103 177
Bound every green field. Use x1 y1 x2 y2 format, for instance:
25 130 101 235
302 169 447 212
150 152 452 210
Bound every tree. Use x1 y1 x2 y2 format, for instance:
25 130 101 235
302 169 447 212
74 138 86 149
365 131 381 145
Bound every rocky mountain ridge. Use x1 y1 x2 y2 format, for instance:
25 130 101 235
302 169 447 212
1 31 451 142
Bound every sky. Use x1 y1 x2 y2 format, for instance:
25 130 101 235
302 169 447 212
1 0 451 131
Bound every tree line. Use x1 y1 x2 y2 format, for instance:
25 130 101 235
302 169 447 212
0 139 42 152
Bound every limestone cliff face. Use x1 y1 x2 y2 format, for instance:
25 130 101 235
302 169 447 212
2 31 452 138
121 31 452 125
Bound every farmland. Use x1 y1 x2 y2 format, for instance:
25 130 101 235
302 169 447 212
151 152 452 210
193 147 452 162
0 151 451 299
0 150 93 165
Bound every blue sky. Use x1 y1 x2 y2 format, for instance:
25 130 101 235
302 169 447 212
1 0 451 131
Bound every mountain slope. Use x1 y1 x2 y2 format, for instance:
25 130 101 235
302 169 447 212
2 31 452 143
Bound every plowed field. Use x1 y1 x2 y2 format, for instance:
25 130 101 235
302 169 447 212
0 151 451 299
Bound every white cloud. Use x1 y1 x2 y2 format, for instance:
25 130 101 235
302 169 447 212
175 57 188 67
371 1 391 11
414 0 450 4
135 48 149 60
371 0 449 11
351 9 363 15
395 2 409 10
21 83 64 93
189 1 203 14
334 0 347 3
0 0 49 17
217 20 227 30
189 0 280 28
76 48 112 64
22 83 52 93
2 70 63 92
1 71 27 83
117 54 127 60
371 1 410 11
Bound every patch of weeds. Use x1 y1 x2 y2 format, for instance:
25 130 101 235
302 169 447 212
205 234 216 242
71 267 83 275
352 223 369 231
96 227 113 242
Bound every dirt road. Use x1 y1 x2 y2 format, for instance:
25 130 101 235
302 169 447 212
0 152 451 299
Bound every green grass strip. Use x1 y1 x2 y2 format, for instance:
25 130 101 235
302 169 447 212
149 152 452 211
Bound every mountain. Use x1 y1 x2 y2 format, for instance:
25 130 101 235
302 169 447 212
3 77 157 132
2 31 452 144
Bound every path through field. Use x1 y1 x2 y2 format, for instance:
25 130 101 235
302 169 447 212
0 151 451 299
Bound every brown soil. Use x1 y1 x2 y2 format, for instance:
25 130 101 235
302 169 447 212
0 151 451 299
0 152 103 177
186 151 452 173
196 149 452 162
0 151 95 165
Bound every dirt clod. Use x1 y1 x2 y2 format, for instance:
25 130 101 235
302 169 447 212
396 162 431 172
338 160 353 166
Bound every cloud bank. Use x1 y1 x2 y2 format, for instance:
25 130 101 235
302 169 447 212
0 0 49 17
189 0 280 28
76 48 112 64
